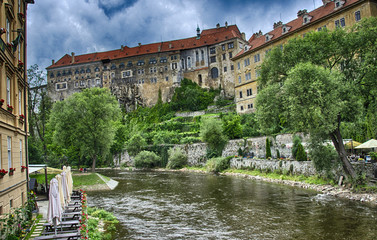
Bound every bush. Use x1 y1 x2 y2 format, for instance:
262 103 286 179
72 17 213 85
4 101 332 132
126 133 147 156
276 149 280 159
179 136 201 144
152 130 180 145
292 135 302 159
200 118 228 157
265 138 272 159
167 147 188 169
222 113 242 139
134 151 161 168
309 141 339 175
296 143 307 161
205 157 230 173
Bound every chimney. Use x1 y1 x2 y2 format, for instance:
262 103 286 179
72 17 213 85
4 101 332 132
169 43 172 49
225 21 228 28
322 0 332 5
71 52 75 63
52 59 55 65
121 45 124 51
216 23 220 29
138 43 141 47
273 21 283 29
297 9 307 17
241 32 246 41
158 45 161 52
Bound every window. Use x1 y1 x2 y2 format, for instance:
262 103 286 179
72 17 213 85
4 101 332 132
80 69 85 74
237 62 240 70
254 54 260 63
96 79 101 85
150 77 157 83
19 140 22 166
231 65 234 71
187 57 192 68
222 45 226 51
238 76 241 83
172 63 178 70
86 68 91 73
239 91 243 98
137 60 145 66
318 25 327 31
265 49 272 55
149 58 157 64
282 27 287 33
223 54 226 60
210 56 216 63
80 80 84 86
245 72 251 81
181 59 185 69
240 106 244 111
355 11 361 21
19 89 22 114
6 77 11 105
149 67 157 73
224 66 227 72
256 70 260 78
228 42 234 49
247 88 252 96
196 51 199 62
160 57 167 63
210 47 216 54
211 67 218 79
201 50 204 61
138 69 145 75
248 104 253 109
165 76 169 81
244 58 250 67
6 17 10 43
340 18 345 27
122 70 132 78
7 136 11 170
229 52 233 59
335 19 340 28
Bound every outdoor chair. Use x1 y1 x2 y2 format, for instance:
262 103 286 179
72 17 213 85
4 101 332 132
35 229 80 240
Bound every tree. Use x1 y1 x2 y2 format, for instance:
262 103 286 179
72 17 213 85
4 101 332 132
49 88 121 172
200 118 228 158
296 143 307 162
126 133 147 157
257 18 377 179
222 113 242 139
291 135 302 160
265 138 271 159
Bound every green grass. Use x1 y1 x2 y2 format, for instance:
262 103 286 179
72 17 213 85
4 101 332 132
184 166 206 171
224 168 330 185
98 173 110 182
29 173 104 187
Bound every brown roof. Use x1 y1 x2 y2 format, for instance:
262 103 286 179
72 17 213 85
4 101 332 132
47 25 243 69
234 0 360 59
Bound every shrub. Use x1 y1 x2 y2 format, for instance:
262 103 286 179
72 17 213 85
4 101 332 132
152 130 180 145
134 151 161 168
292 135 302 159
265 138 272 159
205 157 230 173
179 136 201 144
296 143 307 161
200 118 228 157
126 133 147 156
276 149 280 159
309 141 339 175
167 147 188 169
222 113 242 139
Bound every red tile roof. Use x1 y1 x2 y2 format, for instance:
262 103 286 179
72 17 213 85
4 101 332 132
47 25 243 69
234 0 361 59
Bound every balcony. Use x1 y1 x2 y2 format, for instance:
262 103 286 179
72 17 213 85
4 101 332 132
0 38 5 53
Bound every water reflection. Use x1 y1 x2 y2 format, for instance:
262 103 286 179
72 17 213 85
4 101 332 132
88 170 377 239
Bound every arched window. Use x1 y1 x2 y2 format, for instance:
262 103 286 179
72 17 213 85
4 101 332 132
181 59 185 69
187 57 191 68
198 74 202 86
211 67 218 79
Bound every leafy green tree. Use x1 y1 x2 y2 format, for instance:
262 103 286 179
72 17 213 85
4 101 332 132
296 143 307 162
265 138 271 159
222 113 242 139
134 151 161 168
126 133 147 157
257 18 377 178
49 88 121 172
200 118 228 158
276 149 280 159
240 113 260 137
291 135 302 160
166 147 187 169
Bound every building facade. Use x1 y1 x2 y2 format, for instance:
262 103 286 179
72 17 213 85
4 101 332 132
233 0 377 114
0 0 33 215
46 23 248 110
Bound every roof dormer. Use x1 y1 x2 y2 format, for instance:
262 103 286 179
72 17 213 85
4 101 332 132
265 33 273 42
302 14 313 25
334 0 346 9
282 24 291 35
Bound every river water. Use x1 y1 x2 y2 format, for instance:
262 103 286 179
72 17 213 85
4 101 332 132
88 170 377 239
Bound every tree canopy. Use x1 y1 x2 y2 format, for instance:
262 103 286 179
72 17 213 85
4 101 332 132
48 88 121 171
256 17 377 178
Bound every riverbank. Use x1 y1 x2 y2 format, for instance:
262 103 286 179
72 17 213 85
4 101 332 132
167 167 377 205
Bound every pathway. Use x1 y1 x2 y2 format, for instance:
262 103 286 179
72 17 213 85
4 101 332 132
96 173 119 190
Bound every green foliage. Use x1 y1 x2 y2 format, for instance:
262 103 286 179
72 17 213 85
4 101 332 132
292 135 302 159
265 138 271 159
369 152 377 161
110 124 127 154
205 157 230 173
179 136 201 144
200 118 228 157
170 78 218 111
167 147 188 169
152 130 180 145
134 151 161 168
309 140 339 176
49 88 121 170
240 113 260 137
296 144 307 162
276 149 280 159
126 133 147 157
222 113 242 139
87 207 119 240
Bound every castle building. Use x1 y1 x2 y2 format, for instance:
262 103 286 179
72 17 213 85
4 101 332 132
46 23 248 110
232 0 377 114
0 0 34 214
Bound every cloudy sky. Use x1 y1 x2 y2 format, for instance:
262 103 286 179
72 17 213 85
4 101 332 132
26 0 323 71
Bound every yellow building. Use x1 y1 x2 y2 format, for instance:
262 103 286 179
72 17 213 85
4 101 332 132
0 0 34 215
233 0 377 114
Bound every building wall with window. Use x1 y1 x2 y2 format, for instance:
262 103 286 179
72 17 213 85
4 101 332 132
0 0 33 215
47 24 247 110
232 0 377 114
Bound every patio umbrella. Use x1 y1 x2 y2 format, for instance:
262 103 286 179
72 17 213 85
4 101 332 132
55 174 65 209
61 169 70 204
344 140 361 149
47 178 62 235
355 139 377 149
66 166 73 196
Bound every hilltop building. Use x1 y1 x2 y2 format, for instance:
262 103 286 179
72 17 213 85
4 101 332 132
0 0 34 214
46 23 248 110
232 0 377 114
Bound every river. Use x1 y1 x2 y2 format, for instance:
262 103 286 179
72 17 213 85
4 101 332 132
88 170 377 239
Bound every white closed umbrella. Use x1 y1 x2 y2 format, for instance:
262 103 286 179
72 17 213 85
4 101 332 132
61 170 70 204
55 174 65 209
47 178 62 235
67 166 73 196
